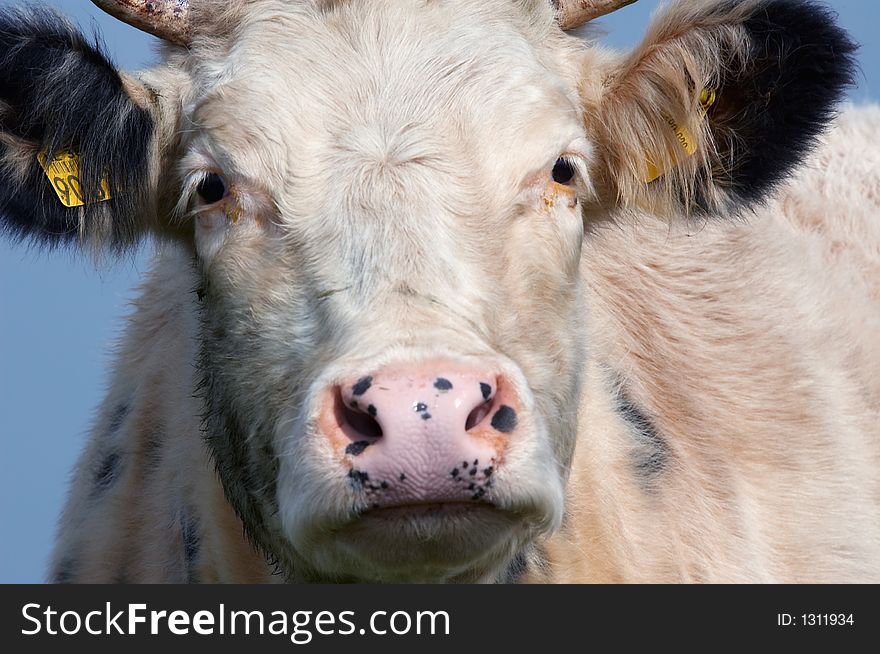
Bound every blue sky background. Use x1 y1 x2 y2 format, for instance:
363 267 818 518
1 0 878 583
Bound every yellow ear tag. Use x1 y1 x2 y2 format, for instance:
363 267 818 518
644 87 717 183
37 150 112 207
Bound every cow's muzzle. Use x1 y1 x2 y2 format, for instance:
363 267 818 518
319 358 523 510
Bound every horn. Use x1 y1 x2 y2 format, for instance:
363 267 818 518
555 0 638 30
91 0 191 47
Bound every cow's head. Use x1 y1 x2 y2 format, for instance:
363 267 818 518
0 0 855 581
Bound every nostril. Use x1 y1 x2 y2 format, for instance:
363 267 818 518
465 401 493 431
340 399 383 439
465 377 499 431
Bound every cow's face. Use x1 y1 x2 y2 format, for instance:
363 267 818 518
183 1 587 581
0 0 855 582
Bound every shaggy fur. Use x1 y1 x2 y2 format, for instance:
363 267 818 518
0 0 875 583
0 7 156 250
584 0 857 217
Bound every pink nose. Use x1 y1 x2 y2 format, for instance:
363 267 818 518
319 360 521 508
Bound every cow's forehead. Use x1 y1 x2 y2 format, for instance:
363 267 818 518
183 0 586 197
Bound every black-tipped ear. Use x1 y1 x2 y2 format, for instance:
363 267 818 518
0 8 155 249
705 0 858 208
591 0 857 217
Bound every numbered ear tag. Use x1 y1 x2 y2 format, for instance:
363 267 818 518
644 87 718 183
37 150 112 207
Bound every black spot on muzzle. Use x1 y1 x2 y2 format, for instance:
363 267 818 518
345 440 371 456
352 376 373 396
490 405 518 433
434 378 453 391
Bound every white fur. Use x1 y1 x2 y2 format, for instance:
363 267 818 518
45 1 879 583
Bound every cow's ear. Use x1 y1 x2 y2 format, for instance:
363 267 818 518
586 0 857 217
0 8 159 251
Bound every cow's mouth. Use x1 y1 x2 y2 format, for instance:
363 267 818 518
359 500 498 521
350 498 513 534
327 500 520 581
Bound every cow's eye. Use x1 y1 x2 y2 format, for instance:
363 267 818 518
196 172 227 204
552 158 576 185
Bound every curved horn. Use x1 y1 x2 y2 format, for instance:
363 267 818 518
91 0 191 46
555 0 638 30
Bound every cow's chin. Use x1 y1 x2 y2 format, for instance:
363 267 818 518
291 502 527 583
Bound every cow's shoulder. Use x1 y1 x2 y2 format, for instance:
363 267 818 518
582 176 880 494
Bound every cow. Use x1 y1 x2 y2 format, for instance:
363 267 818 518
1 0 877 583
